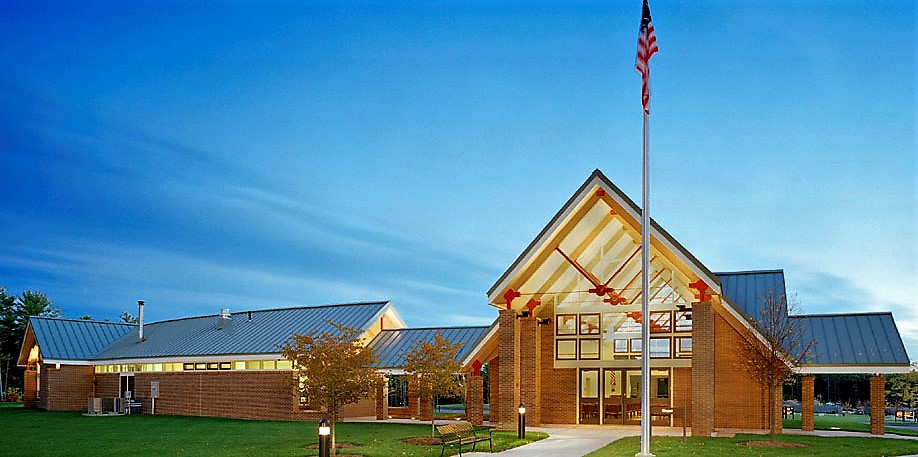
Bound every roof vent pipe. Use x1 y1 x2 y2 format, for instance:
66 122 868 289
218 308 231 329
137 300 145 342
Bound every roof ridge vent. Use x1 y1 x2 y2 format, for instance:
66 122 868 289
217 308 231 330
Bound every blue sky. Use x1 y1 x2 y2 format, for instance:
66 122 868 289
1 1 915 358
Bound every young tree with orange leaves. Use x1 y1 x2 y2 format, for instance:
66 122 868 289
280 321 383 456
401 331 465 437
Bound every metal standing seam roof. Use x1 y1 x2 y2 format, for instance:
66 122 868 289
794 312 910 366
92 301 392 361
367 326 490 369
27 318 135 362
715 270 788 319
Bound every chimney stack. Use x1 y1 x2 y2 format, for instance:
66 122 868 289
137 300 145 342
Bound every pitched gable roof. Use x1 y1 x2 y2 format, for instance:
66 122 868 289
93 301 396 361
20 318 135 365
487 169 722 308
716 270 787 319
795 312 910 372
367 326 490 369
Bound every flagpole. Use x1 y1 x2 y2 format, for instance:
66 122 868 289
637 110 654 457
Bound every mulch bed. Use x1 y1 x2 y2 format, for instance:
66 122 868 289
737 440 808 448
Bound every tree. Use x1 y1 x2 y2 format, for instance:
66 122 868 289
0 288 60 393
887 363 918 408
738 291 816 442
279 321 383 457
119 311 139 324
401 331 465 437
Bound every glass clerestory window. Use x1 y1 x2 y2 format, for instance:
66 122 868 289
555 310 692 361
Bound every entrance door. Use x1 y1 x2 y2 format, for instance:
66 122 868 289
601 369 671 425
579 369 600 424
603 369 624 424
120 373 135 399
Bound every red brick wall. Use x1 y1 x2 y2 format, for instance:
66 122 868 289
467 374 483 425
870 376 885 435
23 370 38 409
802 376 815 431
489 357 499 421
538 313 576 424
712 309 771 431
40 364 93 411
498 309 518 428
691 302 714 435
519 316 539 425
93 371 375 421
672 367 692 427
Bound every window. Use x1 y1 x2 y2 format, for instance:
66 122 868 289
614 339 629 353
245 360 261 370
675 311 692 332
388 375 408 408
649 338 671 358
276 360 293 370
579 339 600 360
557 314 577 335
556 340 577 360
676 337 692 357
579 314 600 335
649 312 672 333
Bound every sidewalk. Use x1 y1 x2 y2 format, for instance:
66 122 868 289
464 424 686 457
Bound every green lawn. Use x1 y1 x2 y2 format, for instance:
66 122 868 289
0 406 546 456
585 434 918 457
783 414 918 437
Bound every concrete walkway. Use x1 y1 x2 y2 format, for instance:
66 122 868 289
463 426 918 457
463 425 686 457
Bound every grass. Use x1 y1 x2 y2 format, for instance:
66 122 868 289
0 406 546 456
783 414 918 437
584 434 918 457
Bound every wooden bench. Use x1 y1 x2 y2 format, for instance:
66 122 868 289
435 421 493 456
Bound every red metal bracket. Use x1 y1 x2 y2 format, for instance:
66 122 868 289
504 288 521 309
689 279 712 301
471 359 482 376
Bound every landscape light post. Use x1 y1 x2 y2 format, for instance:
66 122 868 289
318 418 330 457
517 403 526 439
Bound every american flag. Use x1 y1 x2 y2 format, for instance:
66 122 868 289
635 0 659 114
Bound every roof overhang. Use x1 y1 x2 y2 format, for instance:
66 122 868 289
796 365 913 375
17 322 37 367
92 353 286 365
461 319 499 369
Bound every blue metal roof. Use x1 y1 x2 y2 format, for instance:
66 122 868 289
93 301 391 360
367 326 490 369
795 312 910 366
716 270 787 319
28 318 135 362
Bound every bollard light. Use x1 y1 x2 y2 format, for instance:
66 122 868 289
318 418 330 457
517 403 526 440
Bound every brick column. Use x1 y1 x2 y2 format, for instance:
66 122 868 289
870 375 885 435
467 373 484 425
489 358 499 422
419 388 433 422
407 378 420 418
376 375 388 420
498 308 519 429
691 301 714 436
23 370 38 409
801 376 815 431
519 315 540 426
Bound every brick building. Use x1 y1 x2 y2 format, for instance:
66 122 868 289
18 301 487 421
17 169 912 434
458 170 911 435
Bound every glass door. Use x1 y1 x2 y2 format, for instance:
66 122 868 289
603 369 624 424
579 369 600 424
